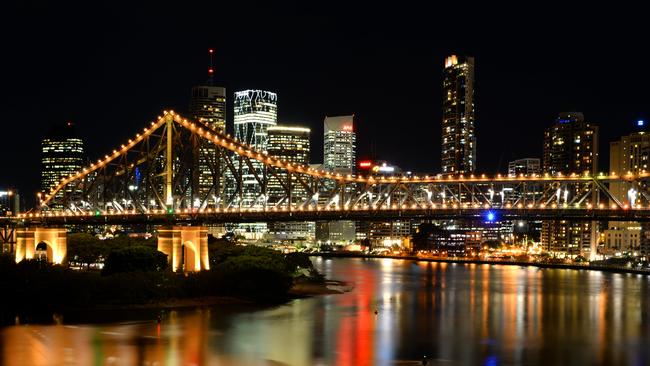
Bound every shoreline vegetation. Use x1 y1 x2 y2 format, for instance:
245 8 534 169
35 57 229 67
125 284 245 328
0 235 340 326
311 252 650 275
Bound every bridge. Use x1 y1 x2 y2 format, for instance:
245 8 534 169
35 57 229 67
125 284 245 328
3 110 650 269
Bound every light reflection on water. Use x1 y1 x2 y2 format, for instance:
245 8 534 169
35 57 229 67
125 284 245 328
2 258 650 365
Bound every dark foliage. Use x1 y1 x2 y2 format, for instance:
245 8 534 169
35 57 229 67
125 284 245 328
101 246 168 276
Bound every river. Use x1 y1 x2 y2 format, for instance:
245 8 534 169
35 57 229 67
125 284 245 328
2 257 650 365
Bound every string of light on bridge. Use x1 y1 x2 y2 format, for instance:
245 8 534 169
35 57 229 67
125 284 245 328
35 110 650 215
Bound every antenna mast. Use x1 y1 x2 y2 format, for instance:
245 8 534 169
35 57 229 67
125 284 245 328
207 48 214 86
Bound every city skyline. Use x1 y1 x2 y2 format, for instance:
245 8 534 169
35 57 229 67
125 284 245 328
1 3 648 199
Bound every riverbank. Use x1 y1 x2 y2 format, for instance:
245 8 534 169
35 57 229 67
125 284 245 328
310 252 650 275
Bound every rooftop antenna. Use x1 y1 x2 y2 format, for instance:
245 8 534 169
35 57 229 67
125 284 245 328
207 48 215 86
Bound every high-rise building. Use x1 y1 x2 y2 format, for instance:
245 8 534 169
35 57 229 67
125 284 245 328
323 115 356 174
234 90 278 150
610 129 650 204
230 90 278 208
190 86 226 133
543 112 598 175
508 158 541 177
266 125 313 241
0 189 19 216
41 122 85 208
318 115 356 244
609 123 650 257
227 90 278 239
190 83 227 208
442 55 475 175
541 112 599 258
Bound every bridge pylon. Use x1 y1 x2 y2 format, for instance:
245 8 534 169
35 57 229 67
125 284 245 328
157 226 209 272
15 227 67 265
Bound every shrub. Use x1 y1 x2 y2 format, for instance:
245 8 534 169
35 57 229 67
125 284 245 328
101 246 168 276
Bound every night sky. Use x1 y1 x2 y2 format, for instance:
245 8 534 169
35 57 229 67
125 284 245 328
1 2 648 205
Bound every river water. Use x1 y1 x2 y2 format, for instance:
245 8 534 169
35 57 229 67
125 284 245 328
2 257 650 365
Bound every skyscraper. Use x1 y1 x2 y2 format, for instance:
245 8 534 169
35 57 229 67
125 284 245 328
543 112 598 175
508 158 541 177
41 122 85 208
190 86 226 133
267 125 313 241
609 123 650 256
323 115 356 174
318 115 356 244
234 90 278 151
189 69 226 208
231 90 278 208
541 112 599 258
441 55 475 175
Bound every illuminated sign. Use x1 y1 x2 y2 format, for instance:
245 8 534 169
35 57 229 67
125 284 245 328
638 120 645 127
378 165 395 173
359 161 372 168
342 125 353 131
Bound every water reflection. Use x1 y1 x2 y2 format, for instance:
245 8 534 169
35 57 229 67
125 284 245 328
2 258 650 365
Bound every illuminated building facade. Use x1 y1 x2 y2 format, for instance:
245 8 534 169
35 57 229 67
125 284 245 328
323 115 356 174
318 115 356 243
234 90 277 150
228 90 278 237
267 125 314 241
543 112 598 175
190 85 227 207
41 122 85 208
508 158 541 177
0 189 19 216
442 55 475 175
609 128 650 204
542 112 599 258
609 123 650 256
229 89 278 207
190 86 226 133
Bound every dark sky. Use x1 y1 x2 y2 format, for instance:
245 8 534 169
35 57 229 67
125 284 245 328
1 2 648 204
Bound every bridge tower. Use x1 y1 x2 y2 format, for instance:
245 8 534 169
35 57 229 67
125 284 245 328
15 227 67 264
157 226 209 272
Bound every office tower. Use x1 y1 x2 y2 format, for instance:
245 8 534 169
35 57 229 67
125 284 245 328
234 90 278 150
318 115 356 244
609 123 650 256
226 90 278 239
441 55 475 175
541 112 599 258
0 189 19 216
189 63 226 208
323 115 356 174
508 158 541 177
190 86 226 133
229 89 278 207
41 122 85 208
267 125 313 241
609 129 650 204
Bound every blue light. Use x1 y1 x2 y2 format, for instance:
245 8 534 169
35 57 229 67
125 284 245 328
638 120 645 127
486 211 496 222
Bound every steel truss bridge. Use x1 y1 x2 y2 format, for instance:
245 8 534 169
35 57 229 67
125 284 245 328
10 110 650 225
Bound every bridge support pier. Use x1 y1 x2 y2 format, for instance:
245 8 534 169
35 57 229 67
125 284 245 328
157 226 209 272
15 227 67 265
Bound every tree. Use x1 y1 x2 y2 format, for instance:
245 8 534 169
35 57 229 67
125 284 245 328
101 246 168 276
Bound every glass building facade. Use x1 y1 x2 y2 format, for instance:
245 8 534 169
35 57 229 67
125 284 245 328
41 122 85 209
190 85 227 208
441 55 475 175
323 115 356 174
541 112 599 258
267 125 313 241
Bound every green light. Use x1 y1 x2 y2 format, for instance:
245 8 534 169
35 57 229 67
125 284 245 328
95 210 100 216
167 208 173 214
